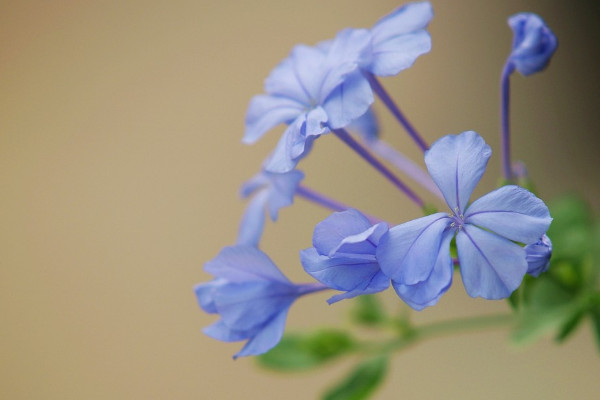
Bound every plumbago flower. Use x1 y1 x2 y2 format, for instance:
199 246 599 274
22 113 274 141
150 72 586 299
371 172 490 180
237 169 304 246
507 12 557 76
300 209 389 303
243 2 433 173
195 245 325 358
376 131 552 310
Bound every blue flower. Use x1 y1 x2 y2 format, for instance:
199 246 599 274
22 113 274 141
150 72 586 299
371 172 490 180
525 234 552 277
195 245 325 358
237 170 304 246
376 131 552 309
507 12 557 76
243 44 373 173
300 209 390 303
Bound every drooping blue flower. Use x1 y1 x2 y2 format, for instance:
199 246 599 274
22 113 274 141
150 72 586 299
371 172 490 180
237 169 304 246
195 245 325 358
376 131 552 309
525 234 552 277
300 209 390 303
243 44 373 173
507 12 557 76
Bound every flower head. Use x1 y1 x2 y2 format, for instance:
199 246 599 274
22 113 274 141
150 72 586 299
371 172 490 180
237 170 304 246
243 2 433 173
376 131 552 309
300 209 389 303
243 44 373 172
507 12 557 76
195 245 324 358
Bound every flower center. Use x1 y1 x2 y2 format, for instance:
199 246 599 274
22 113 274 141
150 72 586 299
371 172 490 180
448 207 465 230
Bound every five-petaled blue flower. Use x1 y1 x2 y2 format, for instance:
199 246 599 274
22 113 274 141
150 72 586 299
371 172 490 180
195 245 325 358
237 169 304 246
300 209 390 303
507 12 557 76
243 2 433 173
376 131 552 310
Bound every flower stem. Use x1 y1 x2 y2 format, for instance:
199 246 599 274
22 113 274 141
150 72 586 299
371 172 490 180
365 138 443 201
366 73 429 152
500 61 515 180
296 184 383 224
362 313 513 354
333 128 424 208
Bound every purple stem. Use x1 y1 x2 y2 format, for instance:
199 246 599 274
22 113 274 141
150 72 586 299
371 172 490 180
296 184 382 224
333 128 424 208
500 61 515 180
366 138 444 201
366 73 429 152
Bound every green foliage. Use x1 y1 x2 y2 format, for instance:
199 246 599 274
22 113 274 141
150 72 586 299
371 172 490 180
511 195 600 348
350 295 386 327
322 356 388 400
257 329 355 371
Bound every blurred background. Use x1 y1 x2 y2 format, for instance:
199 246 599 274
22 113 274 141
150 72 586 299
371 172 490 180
1 0 599 398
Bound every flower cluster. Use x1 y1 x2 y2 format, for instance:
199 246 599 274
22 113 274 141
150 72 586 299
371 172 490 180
196 2 556 358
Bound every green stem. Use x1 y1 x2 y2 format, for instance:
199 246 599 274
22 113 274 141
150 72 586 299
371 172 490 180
360 313 514 354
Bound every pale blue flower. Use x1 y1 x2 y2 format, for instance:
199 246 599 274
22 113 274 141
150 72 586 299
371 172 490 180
195 245 325 358
508 12 557 76
243 44 373 173
237 170 304 246
525 234 552 277
376 131 552 309
300 209 389 303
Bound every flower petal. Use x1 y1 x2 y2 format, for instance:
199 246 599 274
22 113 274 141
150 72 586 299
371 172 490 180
264 44 326 103
265 170 304 220
425 131 491 212
214 281 296 331
348 106 379 141
457 225 527 299
371 2 434 38
376 212 451 284
322 71 374 129
321 28 372 96
327 270 389 304
236 190 269 247
194 279 226 314
369 31 431 76
234 308 290 358
465 185 552 244
301 248 381 290
243 95 304 144
204 245 290 284
392 230 453 310
203 320 252 342
312 209 375 256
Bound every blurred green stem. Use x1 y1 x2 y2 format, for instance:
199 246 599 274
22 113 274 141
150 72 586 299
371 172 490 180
361 313 514 354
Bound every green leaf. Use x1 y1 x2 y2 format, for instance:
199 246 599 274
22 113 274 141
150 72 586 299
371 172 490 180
257 330 355 371
350 295 386 326
555 308 586 343
547 195 593 262
511 278 578 344
322 356 388 400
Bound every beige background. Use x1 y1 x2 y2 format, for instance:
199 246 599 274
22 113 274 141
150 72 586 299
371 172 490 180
1 0 599 399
